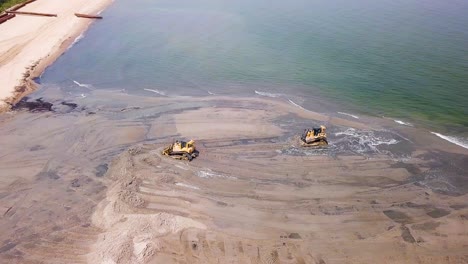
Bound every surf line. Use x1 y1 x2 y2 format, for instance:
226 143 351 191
431 132 468 150
68 33 85 50
337 112 359 119
394 120 413 126
73 80 92 88
255 90 282 98
144 89 166 96
287 99 306 110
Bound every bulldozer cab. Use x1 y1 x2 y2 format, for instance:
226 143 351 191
301 125 328 147
176 141 187 149
313 125 326 136
186 140 194 148
312 128 320 136
173 140 194 153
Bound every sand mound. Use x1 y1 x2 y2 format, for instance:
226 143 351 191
88 148 206 263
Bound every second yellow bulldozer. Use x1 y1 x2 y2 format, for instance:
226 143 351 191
162 140 199 161
300 125 328 147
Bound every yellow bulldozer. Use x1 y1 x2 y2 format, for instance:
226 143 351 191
300 125 328 147
162 140 199 161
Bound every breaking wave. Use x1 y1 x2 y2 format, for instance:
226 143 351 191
68 33 85 50
144 89 166 96
72 80 92 88
431 132 468 150
255 90 282 98
394 120 413 126
287 99 305 110
338 112 359 119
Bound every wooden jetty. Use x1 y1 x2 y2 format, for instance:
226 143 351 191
74 13 102 19
0 13 15 24
6 11 57 17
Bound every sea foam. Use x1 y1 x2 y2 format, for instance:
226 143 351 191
255 90 282 98
394 120 413 126
288 99 305 110
335 128 399 146
73 80 92 88
144 88 166 96
431 132 468 149
338 112 359 119
68 33 85 50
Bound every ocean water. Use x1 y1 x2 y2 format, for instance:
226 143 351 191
41 0 467 135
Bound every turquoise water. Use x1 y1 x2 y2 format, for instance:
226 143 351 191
42 0 468 133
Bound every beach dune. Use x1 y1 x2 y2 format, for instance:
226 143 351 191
0 0 112 111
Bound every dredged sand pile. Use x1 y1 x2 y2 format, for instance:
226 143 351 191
0 93 466 263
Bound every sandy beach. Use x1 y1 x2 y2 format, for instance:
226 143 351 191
0 0 113 111
0 90 467 263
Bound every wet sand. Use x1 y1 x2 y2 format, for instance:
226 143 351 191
0 92 467 263
0 0 113 111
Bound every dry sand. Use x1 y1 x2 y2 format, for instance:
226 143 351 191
0 93 467 263
0 0 113 111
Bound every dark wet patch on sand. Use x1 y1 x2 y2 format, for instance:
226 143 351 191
0 241 17 253
202 137 280 148
51 226 63 231
95 164 108 177
450 204 468 210
288 233 302 239
412 221 441 231
391 162 421 176
29 145 45 151
411 151 468 196
12 97 52 112
427 208 451 218
383 210 412 224
400 225 416 243
11 96 80 114
52 101 79 113
397 202 433 210
71 179 80 188
36 170 60 180
216 201 228 207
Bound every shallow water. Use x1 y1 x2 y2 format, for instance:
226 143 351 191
39 0 468 136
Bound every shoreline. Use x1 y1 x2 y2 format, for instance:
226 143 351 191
0 0 114 112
